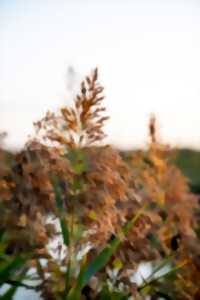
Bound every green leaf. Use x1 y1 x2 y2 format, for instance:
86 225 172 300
82 237 120 287
123 210 142 235
54 179 64 211
53 180 70 246
72 223 85 242
67 238 120 300
146 256 173 282
66 259 87 300
100 287 111 300
162 259 188 280
0 285 18 300
0 256 25 285
0 275 33 300
139 259 189 293
67 209 143 300
60 218 70 247
0 263 29 299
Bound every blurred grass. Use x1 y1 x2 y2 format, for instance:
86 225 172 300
175 148 200 194
121 147 200 194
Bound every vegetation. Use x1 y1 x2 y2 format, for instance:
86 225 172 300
175 148 200 193
0 69 199 299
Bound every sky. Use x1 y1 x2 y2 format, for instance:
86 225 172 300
1 0 200 150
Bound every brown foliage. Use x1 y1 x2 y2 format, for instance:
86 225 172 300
0 70 199 299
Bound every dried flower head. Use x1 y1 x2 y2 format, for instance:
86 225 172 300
34 68 109 151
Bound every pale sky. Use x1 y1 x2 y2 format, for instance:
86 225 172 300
1 0 200 150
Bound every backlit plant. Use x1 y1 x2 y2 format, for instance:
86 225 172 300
0 69 199 300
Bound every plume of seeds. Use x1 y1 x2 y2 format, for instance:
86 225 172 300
33 68 109 150
73 67 109 146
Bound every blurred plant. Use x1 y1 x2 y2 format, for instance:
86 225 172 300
124 115 200 299
0 137 30 299
0 229 37 300
0 70 199 300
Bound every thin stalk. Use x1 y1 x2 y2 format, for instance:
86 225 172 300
64 202 75 298
138 259 189 292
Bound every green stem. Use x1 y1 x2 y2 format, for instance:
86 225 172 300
138 259 189 292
